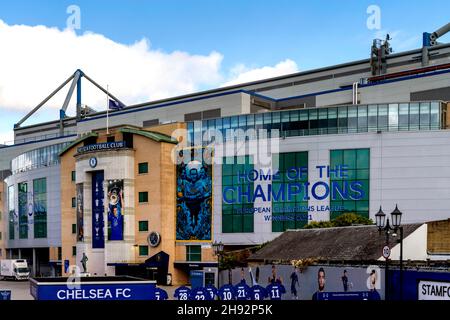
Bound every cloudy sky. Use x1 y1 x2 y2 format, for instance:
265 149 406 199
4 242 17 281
0 0 449 144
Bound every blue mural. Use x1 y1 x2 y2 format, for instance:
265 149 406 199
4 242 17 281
176 148 212 241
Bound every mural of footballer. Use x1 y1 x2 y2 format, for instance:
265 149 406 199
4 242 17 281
108 180 124 240
176 149 212 241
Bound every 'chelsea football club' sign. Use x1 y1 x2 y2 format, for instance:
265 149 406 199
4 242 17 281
78 141 126 154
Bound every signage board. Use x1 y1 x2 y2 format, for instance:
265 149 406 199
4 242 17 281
418 280 450 300
77 141 126 154
30 277 156 300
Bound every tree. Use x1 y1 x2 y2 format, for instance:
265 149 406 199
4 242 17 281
304 213 373 229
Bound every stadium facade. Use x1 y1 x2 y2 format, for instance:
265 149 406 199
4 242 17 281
1 41 450 284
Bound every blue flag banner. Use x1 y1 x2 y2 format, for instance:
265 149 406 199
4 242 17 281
108 99 125 110
92 171 105 248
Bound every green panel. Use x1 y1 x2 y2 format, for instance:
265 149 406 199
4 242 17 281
232 215 243 232
356 149 370 169
222 215 233 233
330 150 343 166
243 214 254 232
343 149 357 168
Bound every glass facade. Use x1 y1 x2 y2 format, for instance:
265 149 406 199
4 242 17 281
8 185 14 240
33 178 47 238
11 142 70 174
222 156 254 233
272 152 309 232
18 182 28 239
329 149 370 219
187 102 443 146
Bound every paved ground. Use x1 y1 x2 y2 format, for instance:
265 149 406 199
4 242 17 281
0 280 178 300
0 280 34 300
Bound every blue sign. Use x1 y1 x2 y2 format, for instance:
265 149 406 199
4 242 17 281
92 171 105 248
30 281 156 300
0 290 11 300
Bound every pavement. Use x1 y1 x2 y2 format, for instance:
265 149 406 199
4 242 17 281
0 280 178 300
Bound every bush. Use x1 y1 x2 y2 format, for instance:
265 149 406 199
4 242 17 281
304 213 373 229
304 220 334 229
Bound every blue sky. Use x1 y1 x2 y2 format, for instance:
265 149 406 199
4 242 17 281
0 0 449 143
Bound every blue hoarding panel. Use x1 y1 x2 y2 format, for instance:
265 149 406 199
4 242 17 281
33 282 155 300
0 290 11 300
190 270 204 289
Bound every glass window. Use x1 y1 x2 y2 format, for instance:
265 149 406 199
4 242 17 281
139 192 148 203
72 224 76 234
18 182 28 239
34 178 47 238
389 104 399 131
409 103 419 130
330 148 370 220
338 106 348 133
378 105 388 131
328 108 338 134
71 171 76 182
368 105 378 132
420 102 430 130
72 197 76 208
222 156 254 233
72 246 77 256
430 102 440 129
138 162 148 174
347 106 357 133
139 245 149 256
272 152 308 232
186 245 201 261
398 104 409 131
357 105 368 132
138 221 149 232
8 186 14 240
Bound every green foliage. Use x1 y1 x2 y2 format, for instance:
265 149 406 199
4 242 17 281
332 213 373 226
303 221 334 229
304 213 373 229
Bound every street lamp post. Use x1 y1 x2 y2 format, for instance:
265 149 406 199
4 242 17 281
375 204 403 301
212 241 224 289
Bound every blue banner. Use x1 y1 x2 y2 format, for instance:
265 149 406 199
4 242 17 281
31 282 155 300
92 171 104 248
0 290 11 300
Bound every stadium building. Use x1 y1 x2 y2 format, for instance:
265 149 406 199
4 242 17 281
1 26 450 283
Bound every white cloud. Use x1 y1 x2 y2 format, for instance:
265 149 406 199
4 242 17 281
0 19 224 113
222 59 299 87
0 19 299 119
0 130 14 145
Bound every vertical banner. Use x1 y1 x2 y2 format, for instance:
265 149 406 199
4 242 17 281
76 183 84 242
92 171 105 248
176 147 212 241
107 180 124 240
